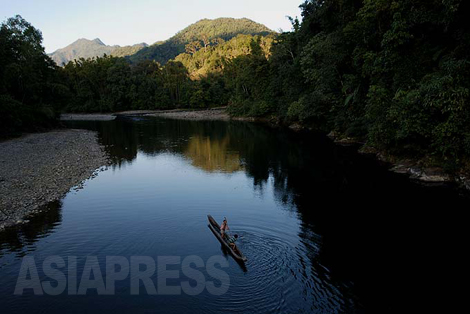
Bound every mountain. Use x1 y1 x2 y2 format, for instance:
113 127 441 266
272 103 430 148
49 18 272 66
111 43 148 57
49 38 147 66
128 17 273 65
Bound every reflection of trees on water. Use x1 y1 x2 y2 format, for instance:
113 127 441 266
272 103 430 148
0 200 62 257
67 120 140 167
184 135 242 173
69 117 347 202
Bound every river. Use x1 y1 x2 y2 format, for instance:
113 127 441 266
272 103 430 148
0 116 466 313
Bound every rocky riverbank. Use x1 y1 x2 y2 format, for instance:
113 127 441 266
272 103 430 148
0 129 109 231
327 132 470 191
60 108 231 121
145 108 230 121
60 113 116 121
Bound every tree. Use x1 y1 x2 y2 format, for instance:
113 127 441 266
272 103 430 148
162 61 190 106
0 15 68 136
201 34 210 52
185 41 202 55
211 37 225 46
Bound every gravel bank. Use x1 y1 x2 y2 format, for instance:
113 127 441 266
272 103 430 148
60 113 116 121
60 109 230 121
146 108 229 121
0 129 108 230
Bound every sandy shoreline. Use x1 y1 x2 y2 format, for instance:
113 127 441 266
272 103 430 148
0 129 109 230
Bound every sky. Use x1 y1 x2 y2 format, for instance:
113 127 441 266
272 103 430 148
0 0 303 53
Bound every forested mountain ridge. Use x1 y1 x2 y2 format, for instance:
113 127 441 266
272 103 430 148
175 34 275 79
111 43 148 57
49 38 147 66
49 18 272 66
128 17 274 64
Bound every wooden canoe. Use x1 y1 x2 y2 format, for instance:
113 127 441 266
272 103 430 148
207 215 247 262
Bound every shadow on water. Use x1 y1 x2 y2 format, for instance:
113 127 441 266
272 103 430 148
1 116 465 312
0 200 62 258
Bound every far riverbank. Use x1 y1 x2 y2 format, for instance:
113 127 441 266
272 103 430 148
60 108 230 121
60 108 470 192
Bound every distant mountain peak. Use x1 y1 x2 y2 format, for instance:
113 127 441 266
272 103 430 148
49 38 147 66
49 17 272 66
92 38 105 45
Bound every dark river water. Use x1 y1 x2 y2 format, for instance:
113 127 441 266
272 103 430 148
0 117 467 313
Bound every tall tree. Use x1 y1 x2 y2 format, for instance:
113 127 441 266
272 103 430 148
0 15 68 136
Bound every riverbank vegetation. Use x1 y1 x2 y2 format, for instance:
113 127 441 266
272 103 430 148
0 16 67 136
2 0 470 171
225 0 470 172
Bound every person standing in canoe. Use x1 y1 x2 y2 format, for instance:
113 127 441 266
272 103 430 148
220 217 229 238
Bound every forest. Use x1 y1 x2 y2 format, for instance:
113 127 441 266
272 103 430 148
1 0 470 171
